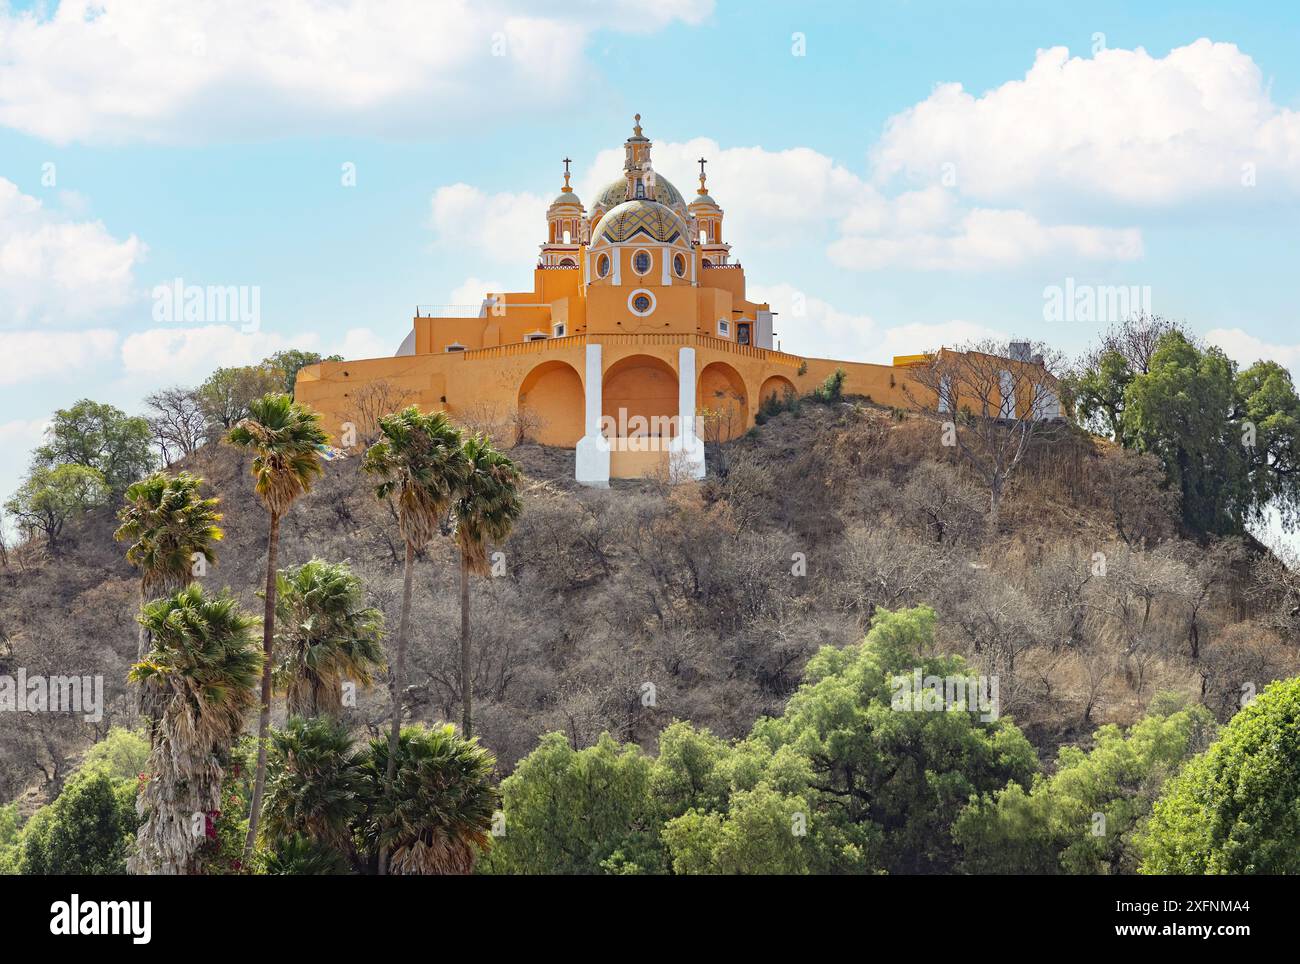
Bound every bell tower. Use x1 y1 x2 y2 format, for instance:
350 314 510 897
541 157 586 268
688 157 731 266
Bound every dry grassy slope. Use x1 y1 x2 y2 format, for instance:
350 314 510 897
1 399 1290 805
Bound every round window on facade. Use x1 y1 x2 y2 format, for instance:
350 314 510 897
628 289 656 316
597 254 610 278
633 249 652 275
673 253 686 277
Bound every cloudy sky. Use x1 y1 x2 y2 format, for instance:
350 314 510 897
2 0 1299 520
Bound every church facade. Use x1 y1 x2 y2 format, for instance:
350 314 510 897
295 117 1054 484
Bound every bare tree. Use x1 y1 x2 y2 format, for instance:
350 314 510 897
144 386 207 463
904 339 1067 517
509 405 547 446
347 379 414 447
1082 313 1191 376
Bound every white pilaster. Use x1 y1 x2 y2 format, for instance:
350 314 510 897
575 342 610 487
668 345 706 480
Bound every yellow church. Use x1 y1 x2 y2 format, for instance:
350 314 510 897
295 117 1057 484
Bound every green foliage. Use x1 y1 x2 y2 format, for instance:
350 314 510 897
115 471 224 594
362 405 468 547
225 393 328 518
955 702 1216 874
4 463 110 549
663 784 810 874
1140 677 1300 874
481 732 664 875
357 723 498 875
262 349 341 398
32 398 155 492
810 368 847 404
18 769 139 875
197 365 286 430
454 434 524 575
755 386 799 424
1076 328 1300 535
749 606 1037 873
264 834 353 875
262 716 363 858
273 559 385 718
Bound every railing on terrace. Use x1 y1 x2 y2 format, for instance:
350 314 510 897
415 304 487 318
459 334 587 361
451 331 804 367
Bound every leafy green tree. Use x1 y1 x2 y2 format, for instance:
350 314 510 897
1074 327 1300 535
358 723 497 875
955 701 1217 874
481 732 666 875
1122 332 1249 535
662 784 810 875
750 606 1038 874
33 398 155 492
197 365 285 431
262 716 363 863
362 405 466 872
18 769 137 875
129 584 262 875
452 434 522 738
4 463 109 552
1140 677 1300 873
116 471 224 730
226 393 327 860
263 350 342 397
273 559 385 718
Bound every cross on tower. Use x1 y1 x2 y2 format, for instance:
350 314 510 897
562 156 572 190
697 156 708 194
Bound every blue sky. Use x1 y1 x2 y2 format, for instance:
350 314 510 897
2 0 1299 540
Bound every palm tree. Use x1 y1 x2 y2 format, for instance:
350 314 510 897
226 392 328 859
115 471 224 735
452 435 522 739
262 715 363 867
128 584 261 875
361 408 466 810
273 559 385 718
359 723 497 875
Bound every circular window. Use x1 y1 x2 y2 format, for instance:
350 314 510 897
673 253 686 277
597 254 610 278
628 289 656 316
633 249 652 275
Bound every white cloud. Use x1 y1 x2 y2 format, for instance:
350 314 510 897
1206 328 1300 376
430 184 545 265
750 282 1004 363
0 1 711 144
120 325 316 380
871 40 1300 205
830 195 1143 271
441 136 1140 272
449 277 505 306
0 178 144 323
0 329 119 386
333 327 394 360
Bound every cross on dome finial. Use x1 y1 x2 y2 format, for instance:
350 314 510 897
698 156 709 194
561 156 573 192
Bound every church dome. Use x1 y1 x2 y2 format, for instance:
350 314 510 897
593 175 686 211
591 199 688 245
550 190 583 207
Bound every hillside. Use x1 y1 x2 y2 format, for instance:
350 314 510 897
2 399 1297 808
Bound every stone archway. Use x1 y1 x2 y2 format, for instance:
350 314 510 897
603 353 678 441
758 374 797 416
697 361 749 442
518 360 584 446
